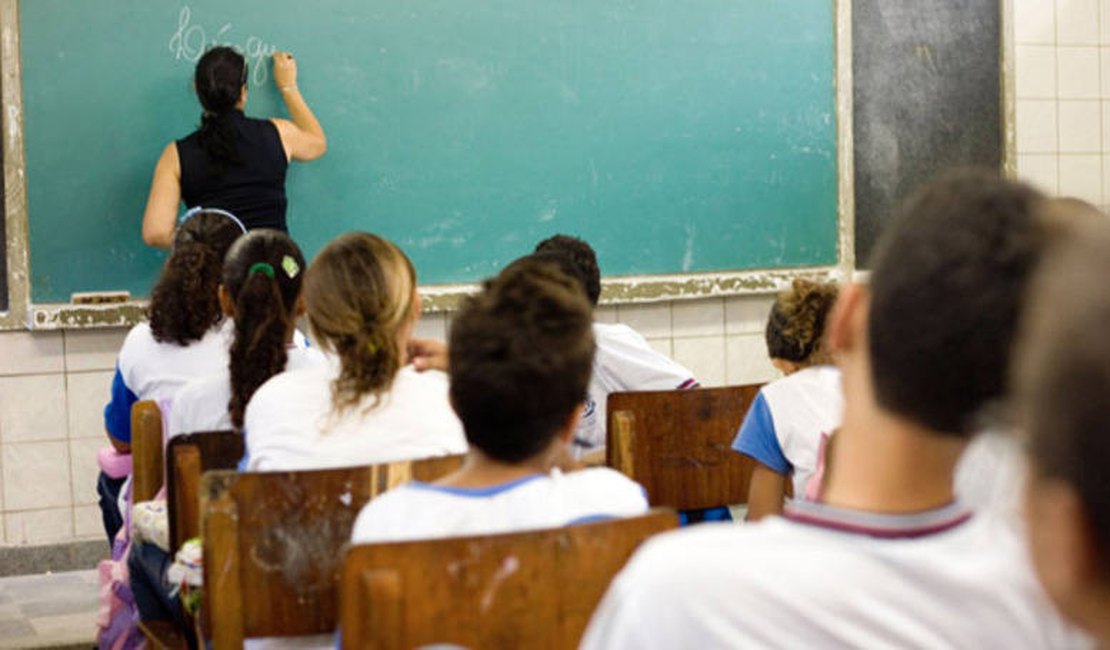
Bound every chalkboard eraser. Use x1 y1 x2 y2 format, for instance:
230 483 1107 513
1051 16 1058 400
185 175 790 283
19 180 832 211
71 291 132 305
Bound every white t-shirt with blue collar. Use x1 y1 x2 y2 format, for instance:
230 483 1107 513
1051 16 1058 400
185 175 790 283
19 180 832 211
350 467 648 544
103 320 235 445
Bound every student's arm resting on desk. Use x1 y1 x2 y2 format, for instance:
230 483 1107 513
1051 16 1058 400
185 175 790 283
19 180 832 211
732 392 790 520
140 142 181 249
270 52 327 162
408 338 449 372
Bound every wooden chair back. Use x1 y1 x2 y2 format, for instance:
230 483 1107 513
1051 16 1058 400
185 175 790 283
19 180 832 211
201 454 465 647
165 431 244 555
606 384 763 510
131 400 164 503
339 508 679 650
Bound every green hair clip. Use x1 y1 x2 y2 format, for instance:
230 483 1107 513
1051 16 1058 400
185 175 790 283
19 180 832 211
281 255 301 279
248 262 275 278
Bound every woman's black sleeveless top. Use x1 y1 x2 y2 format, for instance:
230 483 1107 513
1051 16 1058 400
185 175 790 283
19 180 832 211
177 111 289 232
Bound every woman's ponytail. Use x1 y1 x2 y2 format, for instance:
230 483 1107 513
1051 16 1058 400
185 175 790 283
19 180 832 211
194 46 247 173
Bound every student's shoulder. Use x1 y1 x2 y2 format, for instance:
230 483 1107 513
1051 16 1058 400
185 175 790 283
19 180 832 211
762 364 841 399
350 483 430 543
592 322 652 350
564 467 649 507
250 364 332 406
394 365 450 392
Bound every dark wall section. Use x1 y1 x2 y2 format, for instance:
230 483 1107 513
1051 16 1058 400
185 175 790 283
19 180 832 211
853 0 1002 267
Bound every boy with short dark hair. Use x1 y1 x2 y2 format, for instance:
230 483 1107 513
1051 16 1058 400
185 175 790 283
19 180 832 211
351 258 647 543
533 234 697 458
1017 219 1110 646
581 171 1083 648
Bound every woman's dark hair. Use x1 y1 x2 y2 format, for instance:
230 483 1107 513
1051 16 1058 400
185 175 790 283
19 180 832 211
304 232 417 415
194 46 247 172
148 211 243 345
449 258 595 463
223 230 306 429
765 279 839 365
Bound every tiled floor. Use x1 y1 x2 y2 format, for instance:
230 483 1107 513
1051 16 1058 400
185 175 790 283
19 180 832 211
0 570 97 649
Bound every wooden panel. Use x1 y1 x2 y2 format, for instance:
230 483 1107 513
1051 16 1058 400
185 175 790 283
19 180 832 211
130 400 164 503
166 431 243 555
606 384 762 510
340 509 678 650
200 454 464 645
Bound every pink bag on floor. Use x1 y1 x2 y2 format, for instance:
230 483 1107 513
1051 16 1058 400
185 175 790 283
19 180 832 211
96 464 143 649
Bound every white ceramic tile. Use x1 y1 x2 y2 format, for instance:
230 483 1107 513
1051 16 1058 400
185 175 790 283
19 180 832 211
3 441 72 510
1059 100 1102 152
593 306 619 324
616 303 672 338
1018 154 1061 193
672 336 726 387
66 371 113 440
1017 0 1057 44
1059 0 1100 44
725 295 775 335
74 504 103 539
1101 49 1110 97
412 313 446 342
4 508 74 545
671 298 725 337
1104 0 1110 42
1101 154 1110 202
63 328 127 373
1059 154 1104 202
1016 100 1059 152
645 337 673 358
69 438 104 506
0 331 64 376
726 335 780 386
1059 46 1101 97
0 374 68 443
1018 45 1059 98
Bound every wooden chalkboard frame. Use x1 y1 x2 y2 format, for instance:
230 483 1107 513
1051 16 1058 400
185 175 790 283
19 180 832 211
0 0 985 330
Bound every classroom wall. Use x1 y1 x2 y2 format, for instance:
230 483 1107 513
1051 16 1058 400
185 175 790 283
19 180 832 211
0 0 1098 547
1015 0 1110 206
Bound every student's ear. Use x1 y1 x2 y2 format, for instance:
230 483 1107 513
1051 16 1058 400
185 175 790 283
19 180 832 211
558 403 586 445
827 283 869 356
1025 477 1100 616
218 284 236 318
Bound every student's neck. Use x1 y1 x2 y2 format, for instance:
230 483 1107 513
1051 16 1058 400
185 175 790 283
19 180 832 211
822 397 967 514
438 447 557 489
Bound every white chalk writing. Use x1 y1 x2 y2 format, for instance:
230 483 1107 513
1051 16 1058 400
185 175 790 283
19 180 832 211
168 6 278 86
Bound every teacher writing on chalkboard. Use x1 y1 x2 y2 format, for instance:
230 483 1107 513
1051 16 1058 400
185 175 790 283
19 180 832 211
141 46 327 248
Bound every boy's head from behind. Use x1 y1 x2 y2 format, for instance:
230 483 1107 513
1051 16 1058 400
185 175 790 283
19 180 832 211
449 258 596 463
838 170 1046 437
1017 220 1110 637
534 234 601 306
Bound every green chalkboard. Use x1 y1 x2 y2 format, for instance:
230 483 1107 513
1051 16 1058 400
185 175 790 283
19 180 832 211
20 0 837 303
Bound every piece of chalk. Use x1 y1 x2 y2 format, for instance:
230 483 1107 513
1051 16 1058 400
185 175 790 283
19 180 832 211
71 291 131 305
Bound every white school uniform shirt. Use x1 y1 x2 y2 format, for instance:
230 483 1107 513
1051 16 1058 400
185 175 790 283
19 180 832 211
731 365 843 497
581 501 1090 650
168 345 327 437
955 429 1028 523
576 323 698 453
103 320 235 444
350 467 648 544
243 365 467 471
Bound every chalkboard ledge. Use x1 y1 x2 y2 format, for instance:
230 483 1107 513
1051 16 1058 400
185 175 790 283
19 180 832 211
14 266 843 330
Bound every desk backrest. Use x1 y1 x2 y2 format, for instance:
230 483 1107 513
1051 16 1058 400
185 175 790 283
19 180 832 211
606 384 763 510
200 454 465 646
131 400 164 503
339 509 679 650
165 431 243 555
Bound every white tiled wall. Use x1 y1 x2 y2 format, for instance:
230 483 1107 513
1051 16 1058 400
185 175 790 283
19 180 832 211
0 0 1098 546
1015 0 1110 204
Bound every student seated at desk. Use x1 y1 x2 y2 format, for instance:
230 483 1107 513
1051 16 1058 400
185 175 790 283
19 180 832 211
351 257 647 544
533 235 697 460
732 279 842 520
1016 219 1110 646
98 210 244 543
243 232 466 471
581 171 1085 648
169 229 324 437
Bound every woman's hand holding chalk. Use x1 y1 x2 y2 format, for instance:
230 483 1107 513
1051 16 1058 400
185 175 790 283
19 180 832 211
273 51 298 92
